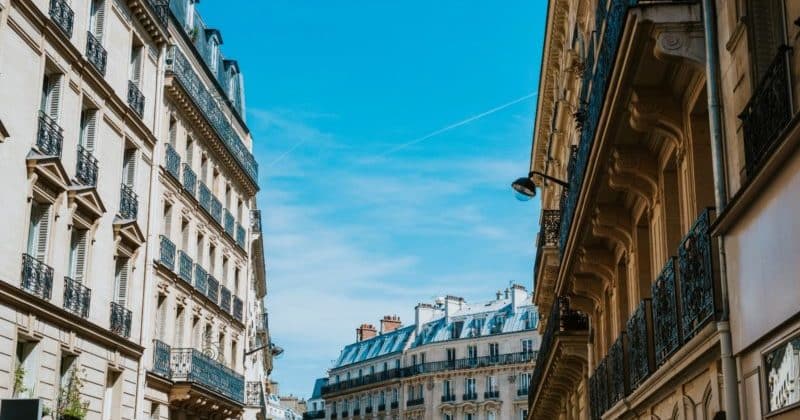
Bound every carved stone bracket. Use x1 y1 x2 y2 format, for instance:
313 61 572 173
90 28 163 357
653 25 706 70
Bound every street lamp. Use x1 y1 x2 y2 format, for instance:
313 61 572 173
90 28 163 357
511 171 569 201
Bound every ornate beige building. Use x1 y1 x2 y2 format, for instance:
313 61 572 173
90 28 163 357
523 0 800 419
0 0 271 418
321 286 538 420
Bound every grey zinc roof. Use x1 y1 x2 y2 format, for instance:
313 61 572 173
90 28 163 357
333 325 415 368
310 377 328 399
412 303 538 347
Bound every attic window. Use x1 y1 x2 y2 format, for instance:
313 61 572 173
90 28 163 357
209 39 219 72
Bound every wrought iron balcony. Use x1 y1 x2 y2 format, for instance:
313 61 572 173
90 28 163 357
182 163 197 196
233 297 243 322
331 413 338 419
517 388 529 396
342 410 348 417
20 254 53 301
377 403 386 411
441 394 456 402
152 339 171 378
303 410 326 419
210 197 223 224
49 0 74 37
75 145 99 186
679 209 716 341
224 210 235 237
626 300 653 391
607 334 626 406
365 406 373 414
352 408 360 416
463 393 477 401
178 250 193 284
406 398 423 407
110 301 132 338
147 0 170 27
159 235 176 271
85 31 107 75
484 390 499 399
653 257 679 366
390 401 398 409
170 348 244 403
36 111 63 157
246 381 261 406
127 81 145 118
194 264 208 295
251 209 262 234
119 183 138 220
198 182 212 212
207 276 219 304
589 358 608 420
739 46 793 176
220 286 231 313
63 277 90 318
165 46 258 184
236 224 246 249
529 296 589 402
165 143 181 180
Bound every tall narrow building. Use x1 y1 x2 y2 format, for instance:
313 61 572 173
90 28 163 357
0 0 270 418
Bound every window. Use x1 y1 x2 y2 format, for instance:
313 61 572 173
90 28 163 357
392 388 398 402
225 185 232 209
113 258 130 306
212 169 220 195
41 72 62 121
491 315 505 334
467 345 477 360
520 409 528 420
335 375 340 384
395 359 400 370
370 366 375 375
14 340 37 398
383 362 388 371
102 371 121 420
209 244 216 275
417 384 423 399
451 321 464 338
522 339 534 354
420 352 426 364
181 218 190 250
209 39 219 72
411 354 417 366
486 376 497 393
79 109 98 153
231 340 238 369
68 228 88 282
155 295 167 341
149 403 160 420
163 202 172 236
196 233 204 265
234 268 240 294
463 413 473 420
88 0 105 39
525 311 537 329
358 369 362 378
168 117 177 146
446 348 456 362
222 257 229 282
443 379 452 397
129 42 143 86
486 412 496 420
407 385 413 400
443 415 452 420
122 147 137 188
464 378 475 395
519 373 531 393
472 318 484 336
58 354 77 400
27 201 51 263
174 306 185 346
185 0 195 30
765 335 800 412
203 324 212 349
745 0 786 83
185 136 194 164
190 316 200 347
489 343 499 358
379 391 385 405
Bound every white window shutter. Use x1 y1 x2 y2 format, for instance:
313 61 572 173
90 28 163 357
131 48 142 85
175 308 185 346
115 259 129 305
168 119 177 146
85 111 97 152
74 230 87 282
123 149 136 187
186 138 193 163
164 206 172 237
94 0 106 39
156 297 166 341
48 76 61 121
35 205 51 263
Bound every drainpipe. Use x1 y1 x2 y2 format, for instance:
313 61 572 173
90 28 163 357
700 0 740 418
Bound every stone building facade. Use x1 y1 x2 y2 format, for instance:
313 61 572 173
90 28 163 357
0 0 270 418
524 0 800 419
321 286 539 420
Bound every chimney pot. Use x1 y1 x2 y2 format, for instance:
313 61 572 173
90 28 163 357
356 323 378 342
380 315 402 334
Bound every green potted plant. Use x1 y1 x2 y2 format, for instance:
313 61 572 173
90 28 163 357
12 364 27 397
57 368 89 420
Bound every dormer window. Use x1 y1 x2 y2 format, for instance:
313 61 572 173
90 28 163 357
209 39 219 72
185 0 196 31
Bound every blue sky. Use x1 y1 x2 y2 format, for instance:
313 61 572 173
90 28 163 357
198 1 546 399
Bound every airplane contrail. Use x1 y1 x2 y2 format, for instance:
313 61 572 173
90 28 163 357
373 92 537 159
269 138 309 167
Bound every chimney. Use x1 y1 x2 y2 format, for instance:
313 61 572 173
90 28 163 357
415 303 436 334
356 323 377 342
496 290 502 300
444 295 464 319
511 284 528 312
504 288 510 299
380 315 402 334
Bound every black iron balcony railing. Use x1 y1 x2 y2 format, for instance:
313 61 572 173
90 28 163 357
653 257 679 366
590 357 608 420
352 408 360 416
152 339 171 377
119 183 138 220
484 390 499 399
165 144 181 180
303 410 326 420
236 224 246 249
37 111 63 157
365 406 373 414
323 352 535 396
390 401 398 409
178 250 193 284
194 264 208 295
679 209 716 341
224 210 235 237
85 31 107 75
406 398 423 407
251 209 262 234
739 46 794 176
607 334 626 406
170 348 244 403
210 197 223 224
165 46 258 184
342 410 349 418
63 277 90 318
377 403 386 411
127 81 145 118
207 275 219 304
626 300 653 391
110 301 132 338
159 235 176 271
534 210 561 278
529 296 589 401
233 297 243 322
331 413 338 419
517 388 529 396
220 286 231 313
463 392 477 401
182 163 197 196
20 254 53 301
49 0 74 36
246 381 261 406
198 183 212 211
441 394 456 403
147 0 170 27
75 145 99 186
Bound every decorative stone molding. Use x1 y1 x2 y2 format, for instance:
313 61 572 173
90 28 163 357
653 26 706 70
